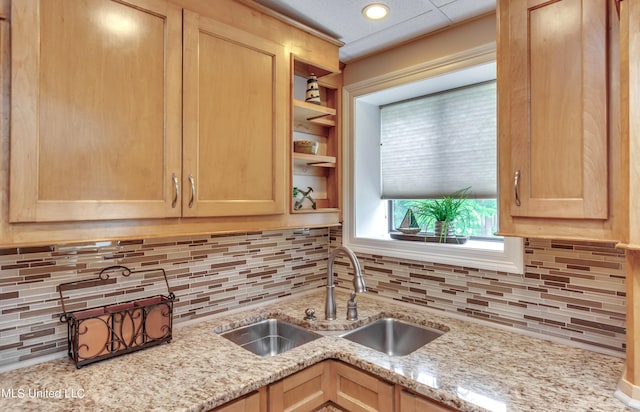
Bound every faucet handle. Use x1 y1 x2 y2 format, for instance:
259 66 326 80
347 293 358 321
304 308 317 321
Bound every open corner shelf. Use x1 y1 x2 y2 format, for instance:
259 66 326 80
291 207 340 214
290 55 341 214
293 58 339 80
293 100 336 127
293 152 336 167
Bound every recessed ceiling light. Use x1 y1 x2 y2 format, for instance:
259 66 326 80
362 3 389 20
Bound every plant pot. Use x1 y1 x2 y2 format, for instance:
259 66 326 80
434 221 456 242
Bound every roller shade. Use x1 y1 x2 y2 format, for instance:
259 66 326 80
380 80 497 199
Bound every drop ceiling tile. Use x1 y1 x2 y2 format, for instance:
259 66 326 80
340 8 451 61
438 0 495 22
254 0 437 43
252 0 495 62
429 0 457 7
339 0 438 43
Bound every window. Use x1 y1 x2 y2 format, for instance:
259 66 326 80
381 80 499 241
390 199 498 239
380 81 497 200
343 54 523 274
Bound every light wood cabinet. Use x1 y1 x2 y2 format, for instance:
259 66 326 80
290 57 341 220
183 9 286 217
1 0 343 244
217 360 457 412
615 0 640 405
333 361 394 412
497 0 620 240
210 389 267 412
10 0 183 222
268 360 395 412
11 0 286 223
620 0 640 249
397 388 454 412
268 362 332 412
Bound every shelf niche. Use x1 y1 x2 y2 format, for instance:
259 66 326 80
291 56 341 214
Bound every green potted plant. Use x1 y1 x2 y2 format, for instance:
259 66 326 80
414 187 471 243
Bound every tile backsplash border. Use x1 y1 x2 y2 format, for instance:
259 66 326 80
0 226 627 371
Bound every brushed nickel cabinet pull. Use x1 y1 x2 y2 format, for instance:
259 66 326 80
188 174 195 208
514 170 521 206
171 173 179 208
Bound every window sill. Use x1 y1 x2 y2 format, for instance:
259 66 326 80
343 234 524 274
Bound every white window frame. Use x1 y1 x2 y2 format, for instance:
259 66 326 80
342 44 524 274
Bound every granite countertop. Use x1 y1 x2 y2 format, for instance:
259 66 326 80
0 290 628 411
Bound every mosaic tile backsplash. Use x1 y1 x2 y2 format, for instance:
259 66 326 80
331 228 626 354
0 229 330 370
0 226 627 370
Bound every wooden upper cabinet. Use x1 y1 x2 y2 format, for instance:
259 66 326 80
182 10 286 217
497 0 618 240
621 0 640 248
508 0 608 219
10 0 183 222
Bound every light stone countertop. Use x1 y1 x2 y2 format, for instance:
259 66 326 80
0 290 629 412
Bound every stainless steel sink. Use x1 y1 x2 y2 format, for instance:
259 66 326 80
219 319 321 357
340 318 444 356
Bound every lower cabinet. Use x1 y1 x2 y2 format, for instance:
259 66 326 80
210 388 267 412
268 362 332 412
397 388 455 412
212 360 455 411
333 361 394 412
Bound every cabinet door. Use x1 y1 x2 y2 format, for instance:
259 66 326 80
268 362 331 412
209 389 266 412
398 389 454 412
10 0 182 222
506 0 608 219
183 10 286 217
333 361 394 412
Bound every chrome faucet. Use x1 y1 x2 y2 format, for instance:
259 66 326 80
325 246 366 320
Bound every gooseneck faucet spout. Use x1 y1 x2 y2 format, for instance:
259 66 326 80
325 246 366 320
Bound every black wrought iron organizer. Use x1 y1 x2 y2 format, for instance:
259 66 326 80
57 265 175 368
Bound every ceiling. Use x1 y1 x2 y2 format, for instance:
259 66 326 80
252 0 496 62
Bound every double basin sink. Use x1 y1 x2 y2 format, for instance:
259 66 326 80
218 317 445 357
